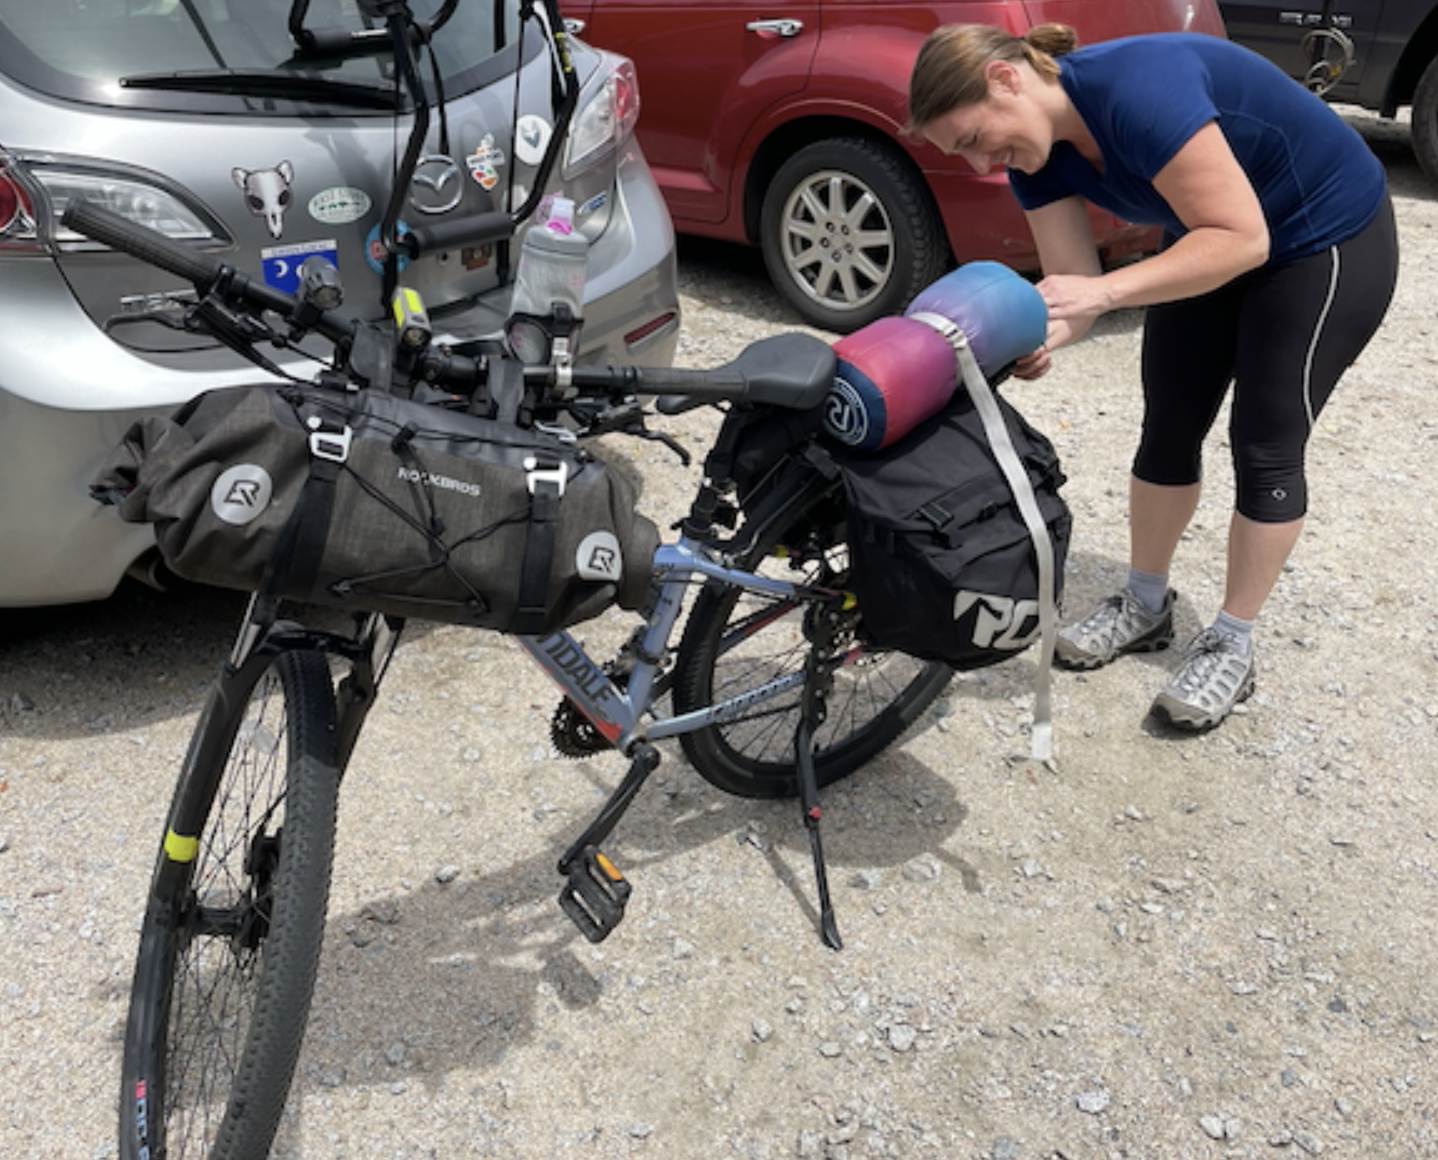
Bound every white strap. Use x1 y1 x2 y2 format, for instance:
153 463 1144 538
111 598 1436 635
910 312 1058 761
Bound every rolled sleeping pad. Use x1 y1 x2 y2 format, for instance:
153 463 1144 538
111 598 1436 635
823 262 1047 451
905 260 1048 376
826 316 959 451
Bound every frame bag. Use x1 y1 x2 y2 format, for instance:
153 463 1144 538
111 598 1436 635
93 385 660 633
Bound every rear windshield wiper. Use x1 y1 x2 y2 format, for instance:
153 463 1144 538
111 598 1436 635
119 69 399 110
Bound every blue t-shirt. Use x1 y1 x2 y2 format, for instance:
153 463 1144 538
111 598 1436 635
1008 34 1386 263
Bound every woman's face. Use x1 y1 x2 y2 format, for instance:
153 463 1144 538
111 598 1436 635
920 63 1052 176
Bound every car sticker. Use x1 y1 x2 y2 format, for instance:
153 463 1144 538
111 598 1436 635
261 239 339 294
233 161 295 239
309 186 373 226
364 221 411 274
461 244 493 272
466 135 506 191
514 115 552 166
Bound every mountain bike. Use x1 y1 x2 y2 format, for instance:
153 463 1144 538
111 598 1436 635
73 4 956 1158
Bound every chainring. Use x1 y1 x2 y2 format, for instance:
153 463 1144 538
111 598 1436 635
550 697 613 758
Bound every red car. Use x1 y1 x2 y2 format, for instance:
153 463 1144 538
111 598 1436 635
560 0 1228 332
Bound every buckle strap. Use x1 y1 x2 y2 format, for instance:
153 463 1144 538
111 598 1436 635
909 310 1059 762
513 456 570 634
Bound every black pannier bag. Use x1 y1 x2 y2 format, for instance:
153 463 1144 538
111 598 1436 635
835 383 1071 673
92 385 660 633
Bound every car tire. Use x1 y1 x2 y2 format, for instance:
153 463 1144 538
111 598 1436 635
760 137 950 334
1412 53 1438 189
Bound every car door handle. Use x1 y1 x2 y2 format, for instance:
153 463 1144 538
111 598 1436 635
746 18 804 38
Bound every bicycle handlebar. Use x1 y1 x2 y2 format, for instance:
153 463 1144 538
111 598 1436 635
65 200 227 293
61 198 837 416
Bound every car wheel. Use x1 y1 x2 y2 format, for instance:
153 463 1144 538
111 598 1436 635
1413 53 1438 189
760 137 949 334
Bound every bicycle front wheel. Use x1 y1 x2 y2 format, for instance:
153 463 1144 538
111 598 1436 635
674 470 951 799
119 647 339 1160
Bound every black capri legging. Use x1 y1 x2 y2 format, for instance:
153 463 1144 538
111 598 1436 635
1135 195 1399 523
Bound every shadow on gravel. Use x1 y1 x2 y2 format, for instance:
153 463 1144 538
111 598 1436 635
0 577 437 739
283 746 976 1121
675 234 806 331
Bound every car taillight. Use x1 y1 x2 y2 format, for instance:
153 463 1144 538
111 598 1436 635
0 151 226 253
564 58 641 176
0 158 38 248
38 169 223 246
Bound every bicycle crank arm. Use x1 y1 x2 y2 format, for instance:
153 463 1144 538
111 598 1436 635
555 741 659 941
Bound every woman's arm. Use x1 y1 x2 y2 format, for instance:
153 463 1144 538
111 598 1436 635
1011 195 1101 379
1037 121 1270 326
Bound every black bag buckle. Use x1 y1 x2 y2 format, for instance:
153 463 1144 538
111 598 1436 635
558 846 632 943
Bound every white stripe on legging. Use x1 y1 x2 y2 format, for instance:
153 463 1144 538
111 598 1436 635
1302 247 1342 431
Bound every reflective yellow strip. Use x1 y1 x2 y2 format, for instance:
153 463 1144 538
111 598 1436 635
595 852 623 882
391 287 424 326
164 830 200 863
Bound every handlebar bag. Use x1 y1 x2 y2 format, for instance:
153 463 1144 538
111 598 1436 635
92 384 660 633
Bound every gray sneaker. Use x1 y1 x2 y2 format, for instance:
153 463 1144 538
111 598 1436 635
1150 629 1257 731
1055 588 1175 671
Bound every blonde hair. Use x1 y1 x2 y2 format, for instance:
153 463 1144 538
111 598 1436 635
907 23 1077 133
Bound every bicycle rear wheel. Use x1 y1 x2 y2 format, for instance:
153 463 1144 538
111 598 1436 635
119 647 339 1160
674 469 951 798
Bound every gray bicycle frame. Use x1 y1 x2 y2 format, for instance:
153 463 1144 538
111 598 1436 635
517 530 844 753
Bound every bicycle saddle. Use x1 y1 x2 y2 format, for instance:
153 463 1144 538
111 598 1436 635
658 333 836 415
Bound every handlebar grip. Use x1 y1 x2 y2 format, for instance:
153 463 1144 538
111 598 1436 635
632 366 748 401
403 212 515 256
62 200 224 290
295 26 392 56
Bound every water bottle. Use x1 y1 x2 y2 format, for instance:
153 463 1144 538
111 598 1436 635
506 196 588 364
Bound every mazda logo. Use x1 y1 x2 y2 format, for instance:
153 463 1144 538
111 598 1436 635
409 154 463 215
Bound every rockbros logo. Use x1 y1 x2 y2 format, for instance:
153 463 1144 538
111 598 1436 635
953 591 1042 651
210 465 273 526
823 376 870 447
396 466 481 497
576 531 623 582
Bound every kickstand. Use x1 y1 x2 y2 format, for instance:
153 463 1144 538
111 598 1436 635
795 626 842 950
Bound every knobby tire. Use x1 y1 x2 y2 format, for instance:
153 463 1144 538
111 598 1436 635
118 648 339 1160
674 467 951 798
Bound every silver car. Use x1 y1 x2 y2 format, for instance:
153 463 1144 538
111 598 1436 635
0 0 679 608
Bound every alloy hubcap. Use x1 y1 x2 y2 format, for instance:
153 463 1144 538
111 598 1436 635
779 169 894 312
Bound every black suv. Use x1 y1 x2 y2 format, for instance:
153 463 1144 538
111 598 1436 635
1219 2 1438 185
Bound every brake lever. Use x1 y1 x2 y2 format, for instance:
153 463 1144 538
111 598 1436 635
633 422 692 467
564 399 692 466
185 295 299 381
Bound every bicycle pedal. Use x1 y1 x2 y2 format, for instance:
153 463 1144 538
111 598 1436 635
558 847 632 943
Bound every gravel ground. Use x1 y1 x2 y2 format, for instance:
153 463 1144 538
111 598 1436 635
3 110 1436 1160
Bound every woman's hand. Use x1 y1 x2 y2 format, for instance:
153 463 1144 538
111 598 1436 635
1012 343 1052 380
1036 273 1115 324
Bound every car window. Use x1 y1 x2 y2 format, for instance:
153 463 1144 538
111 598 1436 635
0 0 522 111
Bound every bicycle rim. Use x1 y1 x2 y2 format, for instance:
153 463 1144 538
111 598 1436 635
674 472 951 798
119 648 338 1160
